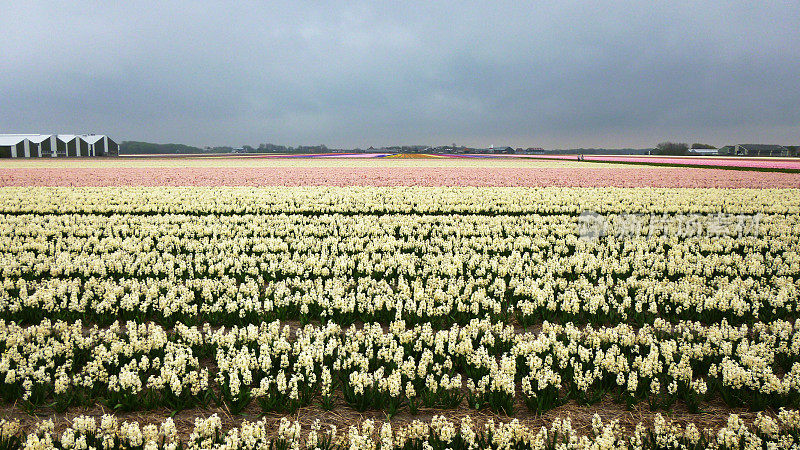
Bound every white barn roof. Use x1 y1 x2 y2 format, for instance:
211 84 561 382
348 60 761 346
0 136 27 146
1 133 119 157
81 134 107 144
27 135 51 144
0 134 52 144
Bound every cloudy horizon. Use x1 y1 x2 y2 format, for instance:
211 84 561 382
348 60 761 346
1 1 799 149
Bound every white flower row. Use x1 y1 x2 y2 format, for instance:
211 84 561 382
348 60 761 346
2 186 798 215
1 209 798 326
10 409 800 450
2 317 800 413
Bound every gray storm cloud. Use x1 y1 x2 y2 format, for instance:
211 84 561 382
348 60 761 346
1 1 798 148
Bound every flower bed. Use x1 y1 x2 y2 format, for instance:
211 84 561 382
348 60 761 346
5 411 800 449
0 186 799 443
1 166 799 187
516 154 800 171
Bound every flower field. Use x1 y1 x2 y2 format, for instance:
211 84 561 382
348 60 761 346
1 167 800 448
2 166 800 188
2 156 799 188
515 154 800 171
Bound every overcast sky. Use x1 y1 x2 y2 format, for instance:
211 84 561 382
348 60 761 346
1 2 798 149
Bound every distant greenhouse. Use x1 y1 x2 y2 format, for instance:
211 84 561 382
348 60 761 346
0 134 119 158
717 144 790 157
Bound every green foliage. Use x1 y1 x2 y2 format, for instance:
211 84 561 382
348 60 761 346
655 141 689 155
119 141 206 155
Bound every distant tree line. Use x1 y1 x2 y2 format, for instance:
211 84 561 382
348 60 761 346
655 142 689 155
119 140 798 157
653 142 720 155
121 141 210 155
547 148 651 155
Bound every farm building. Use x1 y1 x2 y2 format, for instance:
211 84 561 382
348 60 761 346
718 144 790 157
0 134 119 158
81 134 119 156
0 136 28 158
28 134 55 157
472 146 514 154
688 148 719 156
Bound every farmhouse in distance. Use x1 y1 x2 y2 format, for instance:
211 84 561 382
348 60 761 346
0 134 119 158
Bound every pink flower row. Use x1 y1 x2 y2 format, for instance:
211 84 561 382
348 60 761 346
514 154 800 170
2 167 799 188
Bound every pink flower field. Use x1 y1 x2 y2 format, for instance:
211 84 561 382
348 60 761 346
515 154 800 170
2 166 799 188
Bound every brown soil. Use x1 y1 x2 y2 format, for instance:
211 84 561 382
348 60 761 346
0 387 764 442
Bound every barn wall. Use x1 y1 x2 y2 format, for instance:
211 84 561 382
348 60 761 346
1 135 120 157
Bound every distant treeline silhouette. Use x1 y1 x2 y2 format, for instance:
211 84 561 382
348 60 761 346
120 141 209 154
